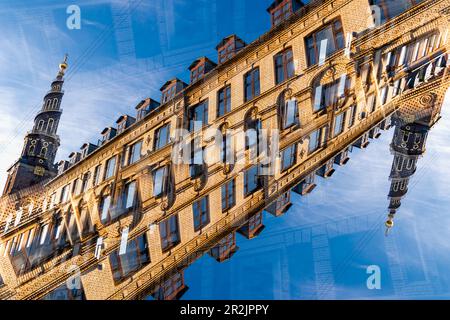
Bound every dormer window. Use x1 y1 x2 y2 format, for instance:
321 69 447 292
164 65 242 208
188 58 217 84
100 127 117 146
162 85 176 104
216 35 246 64
116 115 136 135
136 99 161 121
267 0 304 28
160 79 187 104
117 121 126 134
191 64 204 83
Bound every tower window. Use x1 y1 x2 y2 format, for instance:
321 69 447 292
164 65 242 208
47 118 55 134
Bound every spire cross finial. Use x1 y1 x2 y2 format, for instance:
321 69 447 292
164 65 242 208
63 53 68 63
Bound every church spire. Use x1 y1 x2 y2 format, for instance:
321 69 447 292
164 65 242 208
2 55 69 196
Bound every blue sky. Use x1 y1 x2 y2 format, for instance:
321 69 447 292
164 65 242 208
1 0 450 299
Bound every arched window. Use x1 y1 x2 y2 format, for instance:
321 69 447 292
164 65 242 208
277 90 298 130
406 158 414 170
37 120 45 131
47 118 54 134
396 157 404 171
28 143 36 156
45 99 51 109
51 98 58 109
40 143 48 158
393 181 399 192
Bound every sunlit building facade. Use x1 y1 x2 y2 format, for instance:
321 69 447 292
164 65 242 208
0 0 449 300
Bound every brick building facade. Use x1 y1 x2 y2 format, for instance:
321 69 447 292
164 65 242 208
0 0 449 300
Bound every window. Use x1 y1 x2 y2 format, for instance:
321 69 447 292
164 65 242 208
154 272 185 300
159 214 181 252
79 205 93 238
347 105 357 128
274 48 295 84
191 64 205 83
370 0 424 24
93 165 102 186
313 76 350 112
367 94 377 113
66 209 79 243
217 85 231 118
128 140 142 165
99 195 111 224
60 184 70 203
153 166 169 197
281 99 299 129
333 112 346 137
39 224 49 245
244 165 262 196
305 19 344 66
244 68 260 102
189 101 208 132
81 172 90 193
245 117 262 156
162 85 176 103
190 141 204 178
154 124 171 150
109 234 150 283
271 0 293 26
72 179 81 196
380 86 388 105
105 156 117 180
221 179 236 212
122 181 137 210
281 144 297 172
218 42 236 64
308 128 323 153
193 196 210 231
47 118 55 134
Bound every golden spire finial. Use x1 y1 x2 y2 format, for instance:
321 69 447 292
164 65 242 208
59 53 69 74
384 212 395 236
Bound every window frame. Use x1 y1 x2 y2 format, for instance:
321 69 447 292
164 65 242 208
244 67 261 102
193 196 210 232
305 18 344 67
217 85 232 118
274 48 295 84
221 179 236 212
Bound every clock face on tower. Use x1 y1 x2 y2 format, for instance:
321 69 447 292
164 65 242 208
34 166 45 177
